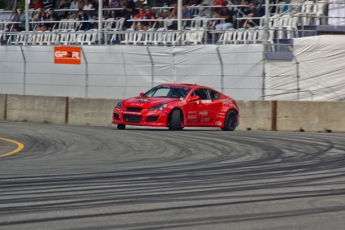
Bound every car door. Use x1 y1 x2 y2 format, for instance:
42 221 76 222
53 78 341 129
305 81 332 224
184 88 213 126
207 89 223 124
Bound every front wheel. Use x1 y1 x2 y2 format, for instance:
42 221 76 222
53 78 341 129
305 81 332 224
221 110 238 131
117 124 126 130
169 110 182 131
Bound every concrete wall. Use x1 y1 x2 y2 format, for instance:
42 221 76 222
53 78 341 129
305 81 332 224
0 94 6 121
68 98 120 126
277 101 345 132
6 95 66 124
2 94 345 132
237 101 273 131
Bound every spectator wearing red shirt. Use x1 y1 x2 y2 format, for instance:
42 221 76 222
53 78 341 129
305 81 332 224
143 6 158 29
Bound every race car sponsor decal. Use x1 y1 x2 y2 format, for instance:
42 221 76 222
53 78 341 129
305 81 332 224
199 110 208 116
201 118 210 122
130 103 144 106
201 100 212 104
221 106 229 112
188 115 197 119
221 100 232 105
123 112 141 115
215 121 223 126
188 111 197 114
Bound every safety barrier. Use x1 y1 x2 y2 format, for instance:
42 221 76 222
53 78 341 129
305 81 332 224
1 94 345 132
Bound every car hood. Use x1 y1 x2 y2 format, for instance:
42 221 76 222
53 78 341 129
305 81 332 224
122 97 181 109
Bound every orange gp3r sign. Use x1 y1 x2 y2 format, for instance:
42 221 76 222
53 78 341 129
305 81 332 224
54 46 81 65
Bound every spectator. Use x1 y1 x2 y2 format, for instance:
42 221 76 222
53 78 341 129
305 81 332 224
181 5 192 27
77 0 85 10
91 0 99 10
34 7 48 31
76 8 90 30
244 2 260 28
58 0 70 19
133 7 145 30
122 0 135 29
46 8 58 31
70 0 79 9
33 0 44 10
109 0 121 8
143 6 158 29
108 0 122 17
167 3 178 29
15 8 26 32
6 9 21 32
83 0 94 10
213 1 233 30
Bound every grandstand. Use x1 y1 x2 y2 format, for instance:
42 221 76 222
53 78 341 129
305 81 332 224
0 0 344 51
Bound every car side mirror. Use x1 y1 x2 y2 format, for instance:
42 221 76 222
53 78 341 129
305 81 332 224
189 95 199 101
139 92 145 97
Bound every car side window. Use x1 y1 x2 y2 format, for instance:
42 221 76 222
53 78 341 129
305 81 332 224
209 90 220 100
192 88 209 100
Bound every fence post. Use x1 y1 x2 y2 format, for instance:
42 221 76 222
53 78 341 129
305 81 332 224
216 46 224 92
19 46 26 95
81 48 88 98
146 46 154 88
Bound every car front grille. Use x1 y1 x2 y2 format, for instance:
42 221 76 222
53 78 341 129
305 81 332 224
126 107 143 112
123 115 142 123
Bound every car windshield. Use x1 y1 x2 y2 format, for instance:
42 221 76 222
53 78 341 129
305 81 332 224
144 86 191 99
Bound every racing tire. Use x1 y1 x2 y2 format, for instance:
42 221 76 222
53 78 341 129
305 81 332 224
221 110 237 131
169 110 181 131
117 124 126 130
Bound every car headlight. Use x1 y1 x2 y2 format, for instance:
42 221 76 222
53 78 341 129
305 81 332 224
149 104 168 111
116 101 122 109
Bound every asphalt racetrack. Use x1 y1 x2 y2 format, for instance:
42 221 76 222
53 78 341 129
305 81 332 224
1 122 345 230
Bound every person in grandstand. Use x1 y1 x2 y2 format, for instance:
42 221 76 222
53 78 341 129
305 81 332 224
34 7 48 31
122 0 135 29
58 0 70 19
46 8 59 31
143 7 159 29
244 1 260 28
76 8 90 30
213 1 233 30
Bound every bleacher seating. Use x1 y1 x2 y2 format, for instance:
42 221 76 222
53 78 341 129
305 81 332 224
0 0 344 48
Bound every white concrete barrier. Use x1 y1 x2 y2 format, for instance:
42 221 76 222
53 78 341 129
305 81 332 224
0 94 6 121
237 101 273 131
68 98 120 126
1 94 345 132
6 95 66 124
277 101 345 132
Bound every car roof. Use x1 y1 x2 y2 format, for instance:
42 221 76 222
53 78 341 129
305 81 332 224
157 83 209 89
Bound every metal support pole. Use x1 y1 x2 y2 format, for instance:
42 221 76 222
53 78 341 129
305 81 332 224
20 46 26 95
25 0 29 33
146 47 154 88
82 48 89 98
177 0 182 31
216 47 224 93
264 0 270 52
98 0 103 45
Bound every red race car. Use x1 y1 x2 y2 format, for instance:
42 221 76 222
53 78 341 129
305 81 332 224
112 83 240 131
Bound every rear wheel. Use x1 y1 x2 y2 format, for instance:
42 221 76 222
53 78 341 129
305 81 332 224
169 110 182 131
117 124 126 130
221 110 237 131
